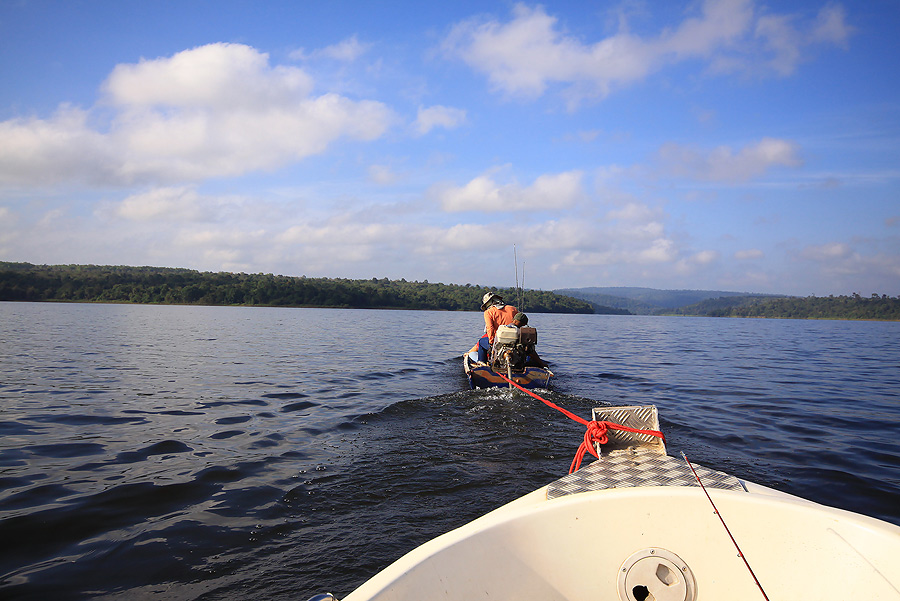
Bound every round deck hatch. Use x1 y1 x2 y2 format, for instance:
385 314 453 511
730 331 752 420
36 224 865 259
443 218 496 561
617 548 696 601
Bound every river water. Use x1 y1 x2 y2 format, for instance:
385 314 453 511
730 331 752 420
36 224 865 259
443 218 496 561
1 302 898 599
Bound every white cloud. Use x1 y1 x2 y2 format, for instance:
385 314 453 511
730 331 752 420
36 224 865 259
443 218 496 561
37 208 66 228
796 241 900 292
276 221 412 265
435 169 584 212
117 92 393 181
414 105 467 136
104 43 314 108
658 137 802 182
692 249 720 264
0 43 394 187
607 202 658 223
754 15 804 76
316 36 372 62
811 4 854 46
444 1 852 105
638 238 678 263
433 223 493 250
753 3 854 76
0 105 117 186
111 186 210 222
735 248 764 260
801 241 851 261
368 164 401 185
290 35 371 62
550 198 680 270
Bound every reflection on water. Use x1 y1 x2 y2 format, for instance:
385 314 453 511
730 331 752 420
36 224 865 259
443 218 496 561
1 302 898 599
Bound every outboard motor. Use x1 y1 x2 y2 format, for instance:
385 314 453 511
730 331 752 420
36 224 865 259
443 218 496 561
490 325 538 372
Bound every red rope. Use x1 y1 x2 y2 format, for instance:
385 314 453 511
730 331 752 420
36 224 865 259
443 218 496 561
496 373 665 473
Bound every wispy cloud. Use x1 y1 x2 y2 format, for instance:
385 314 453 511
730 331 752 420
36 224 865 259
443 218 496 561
657 137 803 182
290 35 372 62
367 164 402 185
735 248 765 260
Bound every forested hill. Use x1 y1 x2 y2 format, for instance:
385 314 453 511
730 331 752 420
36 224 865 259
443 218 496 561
557 285 900 321
672 293 900 321
0 263 594 314
556 286 781 313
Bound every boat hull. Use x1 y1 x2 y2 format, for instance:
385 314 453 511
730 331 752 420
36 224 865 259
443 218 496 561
343 484 900 601
320 404 900 601
463 352 552 389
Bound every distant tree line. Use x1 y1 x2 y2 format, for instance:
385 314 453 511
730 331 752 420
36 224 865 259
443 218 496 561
672 294 900 321
0 263 595 314
577 300 633 315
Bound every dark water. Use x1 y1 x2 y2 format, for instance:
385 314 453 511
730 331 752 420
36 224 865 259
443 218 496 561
1 302 898 600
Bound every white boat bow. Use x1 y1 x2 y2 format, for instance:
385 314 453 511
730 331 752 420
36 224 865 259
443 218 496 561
321 406 900 601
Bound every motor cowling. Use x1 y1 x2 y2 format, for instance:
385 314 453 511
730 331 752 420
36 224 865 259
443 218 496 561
491 325 538 372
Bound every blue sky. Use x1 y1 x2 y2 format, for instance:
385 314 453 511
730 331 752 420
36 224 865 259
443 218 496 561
1 0 898 296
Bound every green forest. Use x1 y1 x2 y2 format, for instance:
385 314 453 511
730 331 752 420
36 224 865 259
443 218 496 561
2 262 898 320
671 294 900 321
0 262 595 313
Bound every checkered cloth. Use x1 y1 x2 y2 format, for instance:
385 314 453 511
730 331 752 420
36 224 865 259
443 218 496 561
547 450 746 499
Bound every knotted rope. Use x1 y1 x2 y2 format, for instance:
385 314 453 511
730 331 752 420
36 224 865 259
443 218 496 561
496 373 665 473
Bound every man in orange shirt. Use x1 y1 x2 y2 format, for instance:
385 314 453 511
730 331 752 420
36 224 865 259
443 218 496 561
476 291 518 363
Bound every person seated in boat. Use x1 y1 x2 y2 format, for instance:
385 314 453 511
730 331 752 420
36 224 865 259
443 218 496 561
511 313 549 368
476 291 518 363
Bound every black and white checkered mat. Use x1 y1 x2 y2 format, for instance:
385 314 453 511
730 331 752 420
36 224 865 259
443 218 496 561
547 450 746 499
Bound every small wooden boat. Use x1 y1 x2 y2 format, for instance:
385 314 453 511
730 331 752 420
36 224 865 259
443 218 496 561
463 324 553 389
463 350 553 389
311 405 900 601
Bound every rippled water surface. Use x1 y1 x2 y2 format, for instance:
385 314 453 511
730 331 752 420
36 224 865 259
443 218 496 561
1 302 899 599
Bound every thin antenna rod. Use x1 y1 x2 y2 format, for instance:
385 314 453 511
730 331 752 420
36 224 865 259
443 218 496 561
521 260 526 311
681 452 770 600
513 245 520 307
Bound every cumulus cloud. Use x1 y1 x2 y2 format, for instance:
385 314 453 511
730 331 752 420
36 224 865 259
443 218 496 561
104 43 313 108
443 1 852 105
0 43 393 187
414 105 467 136
0 105 118 186
276 221 411 265
639 238 678 263
658 137 803 182
434 169 584 212
797 241 900 291
551 199 680 271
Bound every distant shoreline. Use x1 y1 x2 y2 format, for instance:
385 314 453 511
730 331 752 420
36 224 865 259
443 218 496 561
3 262 897 321
0 262 596 314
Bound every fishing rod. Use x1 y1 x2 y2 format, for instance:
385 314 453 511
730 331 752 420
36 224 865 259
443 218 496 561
513 245 525 311
681 452 770 600
521 260 526 312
